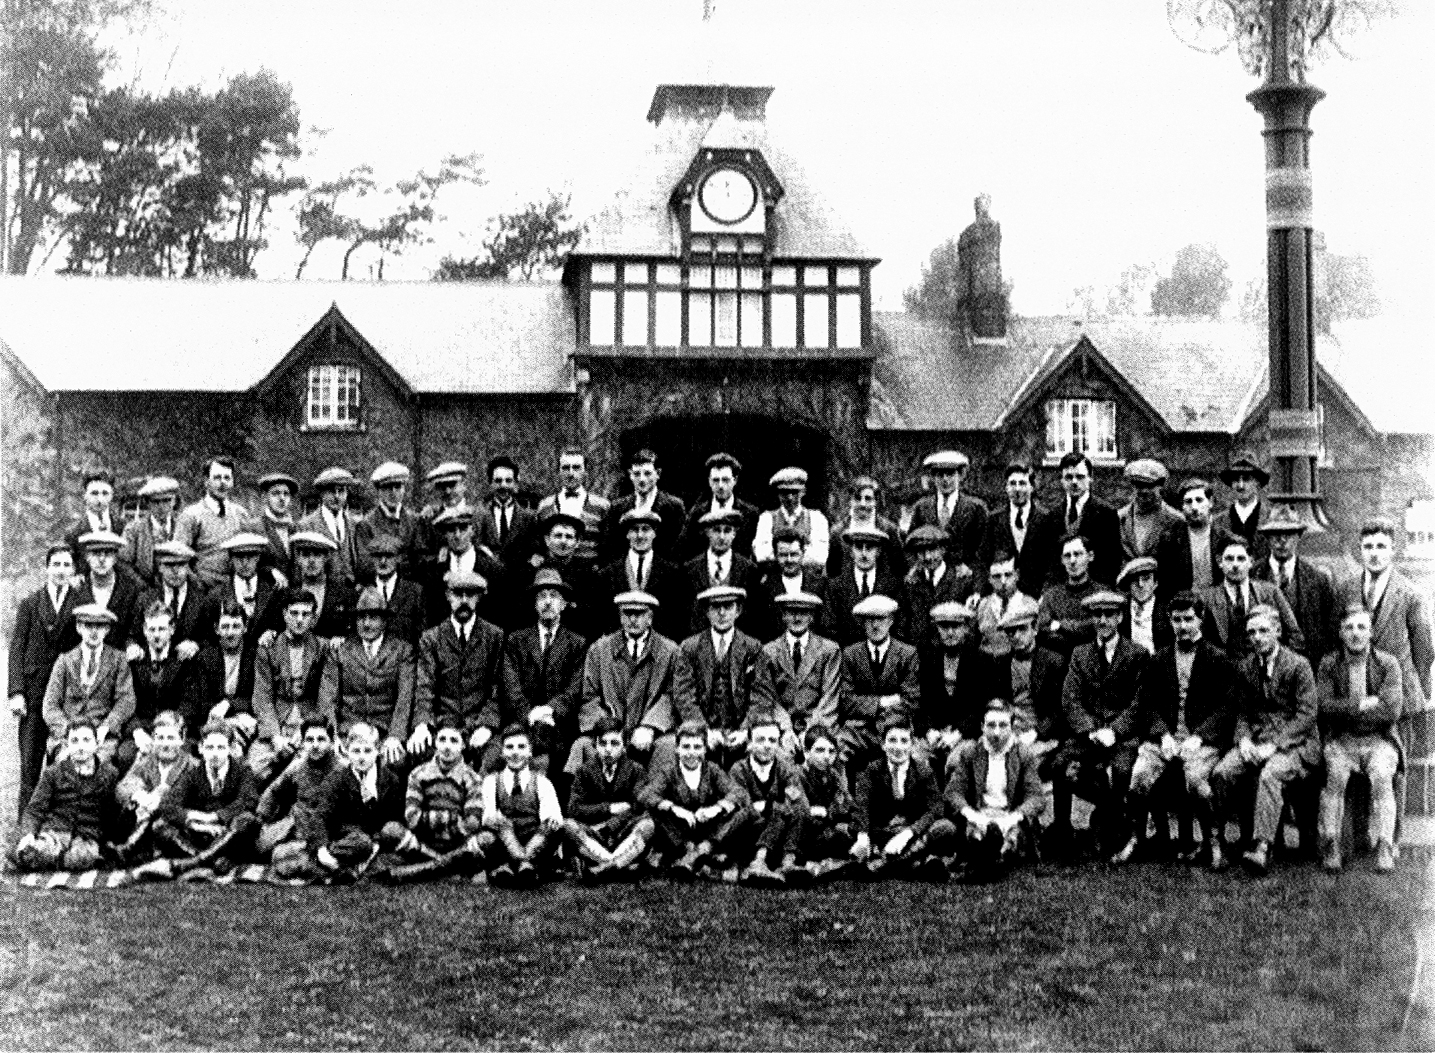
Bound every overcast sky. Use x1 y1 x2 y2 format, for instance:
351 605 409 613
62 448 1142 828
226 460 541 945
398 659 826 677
104 0 1433 316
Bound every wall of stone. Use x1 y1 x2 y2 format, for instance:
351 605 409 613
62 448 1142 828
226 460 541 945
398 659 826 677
417 394 578 504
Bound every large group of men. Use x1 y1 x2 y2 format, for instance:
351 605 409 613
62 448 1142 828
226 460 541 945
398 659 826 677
7 442 1431 887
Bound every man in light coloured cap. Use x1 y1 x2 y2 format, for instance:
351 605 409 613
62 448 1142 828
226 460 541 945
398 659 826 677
498 568 588 775
680 585 768 771
829 475 907 582
357 461 422 579
175 457 258 588
974 549 1036 659
1117 556 1168 655
1050 588 1151 861
823 523 904 647
908 450 988 572
255 471 298 586
285 530 357 643
754 525 830 642
835 593 921 774
598 506 689 641
297 467 363 587
917 600 995 774
120 476 181 587
1118 458 1181 563
418 461 469 557
989 596 1067 767
753 466 830 572
679 452 761 560
317 587 414 767
1253 503 1336 668
42 604 136 765
900 524 976 648
203 532 280 644
149 539 209 655
684 507 764 638
425 503 509 631
570 590 694 776
751 591 842 755
73 530 147 655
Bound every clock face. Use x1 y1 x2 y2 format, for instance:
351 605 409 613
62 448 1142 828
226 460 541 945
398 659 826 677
699 168 758 224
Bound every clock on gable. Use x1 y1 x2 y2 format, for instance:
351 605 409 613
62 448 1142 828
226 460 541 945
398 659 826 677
698 167 758 225
676 149 782 245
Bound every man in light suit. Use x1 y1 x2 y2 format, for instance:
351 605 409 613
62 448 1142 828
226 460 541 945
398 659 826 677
836 594 922 776
944 699 1047 881
42 604 136 767
1199 536 1304 660
1253 504 1336 669
907 450 988 571
499 568 587 775
317 588 415 768
1211 604 1320 875
602 448 686 562
536 447 610 568
679 585 765 771
750 592 842 756
120 475 181 588
297 466 365 588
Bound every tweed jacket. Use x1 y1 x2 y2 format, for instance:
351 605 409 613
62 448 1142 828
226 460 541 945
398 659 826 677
42 643 136 743
1316 647 1404 745
21 756 121 841
7 584 80 704
750 631 843 736
297 507 365 586
366 575 427 649
1198 580 1305 658
852 755 944 838
318 634 416 740
838 638 922 730
413 617 506 737
251 632 327 742
1061 636 1152 742
679 628 763 731
1236 644 1320 765
1336 571 1433 708
1253 555 1336 668
945 738 1046 821
1132 640 1239 749
578 631 693 737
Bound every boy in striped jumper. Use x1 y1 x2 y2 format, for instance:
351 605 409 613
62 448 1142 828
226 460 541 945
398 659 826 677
381 720 485 882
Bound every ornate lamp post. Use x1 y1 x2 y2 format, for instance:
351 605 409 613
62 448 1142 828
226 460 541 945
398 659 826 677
1169 0 1389 532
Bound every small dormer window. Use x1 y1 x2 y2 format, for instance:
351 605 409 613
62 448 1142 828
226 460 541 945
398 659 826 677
306 364 362 430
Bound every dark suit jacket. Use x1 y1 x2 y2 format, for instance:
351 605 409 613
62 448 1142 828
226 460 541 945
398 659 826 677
1221 500 1271 565
1120 597 1174 655
257 515 294 583
909 492 989 568
296 507 365 587
1336 571 1433 708
679 497 761 560
1055 495 1122 585
75 571 147 647
853 756 944 838
318 634 416 741
603 490 687 561
567 754 648 822
1133 641 1238 749
728 754 809 815
142 575 212 648
827 514 908 581
918 643 996 739
679 629 762 731
1062 636 1152 742
838 638 922 732
7 585 80 704
1253 556 1336 667
682 552 765 636
944 739 1046 821
500 624 587 755
1154 520 1238 602
821 565 906 647
476 499 538 567
423 547 512 631
899 563 977 646
1236 645 1319 765
638 759 748 813
321 763 406 840
370 576 427 649
750 632 843 736
981 502 1059 599
753 567 830 642
198 575 282 646
989 647 1068 741
357 504 426 581
301 578 359 642
597 553 690 641
194 642 257 717
128 650 201 734
1198 580 1304 658
160 759 261 825
413 617 506 737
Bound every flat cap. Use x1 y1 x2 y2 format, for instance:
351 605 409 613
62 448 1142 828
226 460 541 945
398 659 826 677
425 461 468 485
290 530 338 552
354 588 392 616
1080 589 1128 612
1220 450 1270 486
904 524 949 550
1123 459 1168 486
73 603 118 625
257 472 298 494
619 507 663 528
313 467 357 489
769 467 808 488
613 590 660 609
842 523 889 545
432 505 475 530
922 450 970 471
998 597 1040 629
930 600 975 624
698 508 744 528
153 540 196 564
1116 556 1158 586
530 567 573 596
221 532 268 553
852 594 900 619
78 530 124 551
1257 504 1307 535
370 462 411 486
695 585 747 605
773 591 824 610
137 476 180 499
364 533 402 556
444 569 488 591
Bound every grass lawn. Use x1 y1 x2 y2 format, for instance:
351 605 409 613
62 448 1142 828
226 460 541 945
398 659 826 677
0 860 1428 1051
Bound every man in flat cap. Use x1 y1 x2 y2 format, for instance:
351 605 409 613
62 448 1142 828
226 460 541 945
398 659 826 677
837 594 921 776
425 504 509 631
751 592 842 755
1052 589 1151 860
417 461 470 558
147 540 210 654
63 469 118 568
1118 459 1182 563
900 525 976 648
989 599 1068 763
829 476 907 583
318 587 415 772
357 462 423 580
679 585 767 772
42 603 136 768
409 569 506 769
120 476 181 588
570 591 694 776
255 472 299 586
908 450 988 572
1253 505 1336 669
364 533 427 649
602 448 686 563
917 601 995 774
202 533 281 646
597 507 690 641
477 456 537 567
980 462 1057 601
1118 556 1170 655
73 530 147 654
297 467 363 587
823 524 905 647
249 588 329 783
683 509 764 638
1219 450 1272 564
679 452 760 560
499 568 588 776
974 551 1035 659
175 457 258 588
284 531 357 644
535 447 610 568
753 467 830 573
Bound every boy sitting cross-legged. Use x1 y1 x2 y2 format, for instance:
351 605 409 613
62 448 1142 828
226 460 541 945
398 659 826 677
380 720 486 883
561 715 655 884
796 725 857 881
255 716 341 881
851 714 956 882
479 724 565 888
726 709 811 888
313 722 407 884
638 719 753 882
113 710 197 864
11 719 120 872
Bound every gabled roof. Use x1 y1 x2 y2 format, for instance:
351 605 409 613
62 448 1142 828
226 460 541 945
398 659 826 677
578 87 872 261
0 276 576 395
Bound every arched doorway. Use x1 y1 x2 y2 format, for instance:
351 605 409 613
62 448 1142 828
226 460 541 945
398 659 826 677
620 414 830 509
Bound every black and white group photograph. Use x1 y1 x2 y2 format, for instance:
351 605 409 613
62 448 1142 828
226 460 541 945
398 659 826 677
0 0 1432 1047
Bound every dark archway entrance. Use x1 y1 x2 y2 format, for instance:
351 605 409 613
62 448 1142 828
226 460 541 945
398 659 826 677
620 414 829 509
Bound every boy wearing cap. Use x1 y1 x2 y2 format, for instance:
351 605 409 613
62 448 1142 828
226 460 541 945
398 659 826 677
683 509 764 637
639 719 752 880
727 709 810 886
851 714 955 881
1053 589 1151 858
945 699 1046 881
909 450 988 571
42 604 136 765
147 540 211 653
250 588 328 782
358 462 423 579
175 457 257 588
12 719 120 871
837 595 922 775
121 476 181 587
257 716 343 880
753 467 830 572
64 470 117 566
680 586 765 771
8 542 80 814
255 472 298 585
298 467 364 587
795 725 856 876
120 601 201 771
1253 507 1336 669
598 507 689 640
1118 460 1181 563
980 463 1056 599
479 724 565 887
500 568 587 775
751 593 841 754
74 529 147 652
823 525 905 647
919 601 996 771
900 526 976 647
602 448 686 562
318 588 414 768
562 715 655 881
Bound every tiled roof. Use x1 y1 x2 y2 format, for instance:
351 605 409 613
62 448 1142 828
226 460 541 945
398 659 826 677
0 276 576 395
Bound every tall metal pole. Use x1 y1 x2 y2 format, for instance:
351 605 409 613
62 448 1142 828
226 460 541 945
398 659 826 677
1247 0 1328 530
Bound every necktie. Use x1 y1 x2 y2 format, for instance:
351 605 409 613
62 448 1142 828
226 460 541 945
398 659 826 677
871 645 884 674
215 497 226 518
1014 507 1024 532
860 572 871 597
1364 576 1377 611
165 588 177 614
927 568 936 589
211 772 224 797
715 634 729 665
890 767 903 800
791 639 803 670
629 638 638 663
940 495 951 526
82 649 96 684
1278 563 1291 593
1232 588 1247 639
715 558 727 585
498 506 509 547
335 516 345 545
1066 500 1078 528
636 553 647 589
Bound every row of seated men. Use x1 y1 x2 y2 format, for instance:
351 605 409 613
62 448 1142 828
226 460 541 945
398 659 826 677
9 539 1414 883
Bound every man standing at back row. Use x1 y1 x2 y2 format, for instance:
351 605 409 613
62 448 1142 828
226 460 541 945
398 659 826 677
1053 452 1121 586
680 453 760 560
909 450 987 572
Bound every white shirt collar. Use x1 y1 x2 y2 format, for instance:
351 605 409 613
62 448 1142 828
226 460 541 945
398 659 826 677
711 627 733 651
503 768 530 793
204 494 226 515
450 616 472 640
748 756 774 781
1234 497 1259 519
